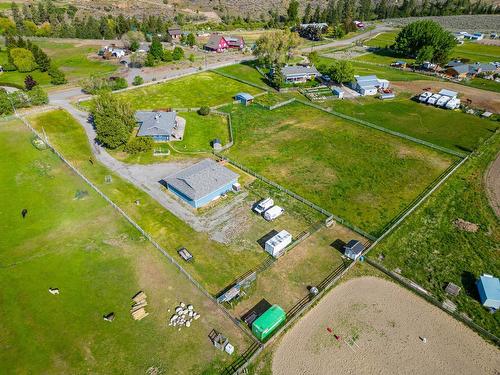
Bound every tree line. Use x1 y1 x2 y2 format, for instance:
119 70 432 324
0 0 497 41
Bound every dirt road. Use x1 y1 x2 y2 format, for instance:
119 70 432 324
273 277 500 375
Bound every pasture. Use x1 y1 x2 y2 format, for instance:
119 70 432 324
369 133 500 336
0 40 117 87
116 71 264 110
331 93 498 152
223 101 456 236
0 119 250 374
25 110 322 294
214 62 270 88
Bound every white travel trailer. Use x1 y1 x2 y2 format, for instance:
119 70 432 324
436 95 452 107
265 230 292 257
418 91 432 102
264 205 284 221
445 98 461 109
427 94 442 105
254 198 274 214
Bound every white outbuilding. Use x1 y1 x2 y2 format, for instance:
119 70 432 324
265 230 292 258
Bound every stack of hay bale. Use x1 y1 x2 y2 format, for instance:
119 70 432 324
131 291 149 321
169 302 200 330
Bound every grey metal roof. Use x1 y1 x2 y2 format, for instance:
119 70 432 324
136 111 177 137
205 34 224 50
344 240 365 254
281 65 320 77
165 159 239 201
168 28 182 36
439 89 458 98
235 92 254 100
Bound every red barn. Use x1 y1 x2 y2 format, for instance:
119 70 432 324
204 34 244 52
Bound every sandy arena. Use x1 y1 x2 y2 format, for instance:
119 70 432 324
273 277 500 375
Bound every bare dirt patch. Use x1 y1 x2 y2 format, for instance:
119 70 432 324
485 150 500 218
392 80 500 113
273 277 500 375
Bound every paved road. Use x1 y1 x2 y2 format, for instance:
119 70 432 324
301 25 393 52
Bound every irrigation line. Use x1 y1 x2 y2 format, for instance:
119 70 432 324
15 112 258 344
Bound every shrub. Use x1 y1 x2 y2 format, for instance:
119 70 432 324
0 90 13 115
24 75 37 90
109 77 128 91
172 46 184 61
48 66 67 85
124 137 154 154
26 86 48 106
10 48 37 72
198 106 210 116
132 75 144 86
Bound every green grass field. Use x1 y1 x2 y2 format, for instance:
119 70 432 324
363 31 398 48
331 93 499 152
214 62 270 88
0 40 117 87
0 119 251 374
173 111 230 152
451 41 500 63
464 77 500 93
26 109 322 294
318 56 435 81
223 101 456 236
369 133 500 337
117 72 264 110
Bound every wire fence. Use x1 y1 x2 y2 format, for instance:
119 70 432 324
296 99 467 158
214 152 377 241
366 258 500 346
16 113 258 344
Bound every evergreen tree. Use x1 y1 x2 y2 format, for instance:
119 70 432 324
303 3 312 23
24 75 37 90
312 5 321 22
358 0 372 20
341 0 356 32
287 0 300 25
149 35 163 61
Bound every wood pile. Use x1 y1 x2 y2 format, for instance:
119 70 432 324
131 291 149 321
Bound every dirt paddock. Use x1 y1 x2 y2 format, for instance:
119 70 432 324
393 80 500 113
273 277 500 375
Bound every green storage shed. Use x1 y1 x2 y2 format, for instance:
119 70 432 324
251 304 286 341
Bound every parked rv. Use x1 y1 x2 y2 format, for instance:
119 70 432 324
254 198 274 214
427 94 442 105
418 91 432 102
445 98 461 109
264 206 284 221
436 95 451 107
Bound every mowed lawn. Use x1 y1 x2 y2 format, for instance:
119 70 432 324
117 71 264 109
369 133 500 337
331 93 499 152
223 102 456 236
0 41 116 87
215 62 270 88
27 110 268 294
0 120 250 374
451 41 500 62
173 111 230 152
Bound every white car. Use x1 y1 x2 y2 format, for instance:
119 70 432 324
254 198 274 214
427 94 442 105
436 95 451 107
418 91 432 102
264 206 284 221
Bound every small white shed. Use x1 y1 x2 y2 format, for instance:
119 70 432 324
265 230 292 258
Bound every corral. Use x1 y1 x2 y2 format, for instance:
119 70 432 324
222 100 456 236
273 277 500 375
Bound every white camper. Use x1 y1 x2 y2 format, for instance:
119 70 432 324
445 98 461 109
427 94 442 105
264 205 284 221
436 95 452 107
418 91 432 102
254 198 274 214
265 230 292 257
